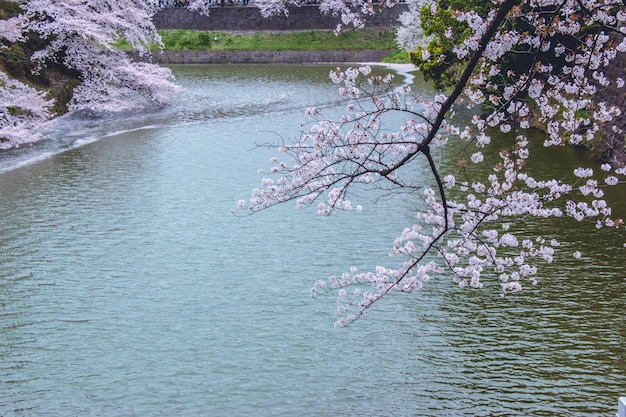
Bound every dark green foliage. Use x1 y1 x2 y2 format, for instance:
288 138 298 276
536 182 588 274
0 0 21 19
0 8 82 116
410 0 608 94
155 29 213 50
49 78 80 115
0 44 30 78
196 31 213 47
410 0 483 90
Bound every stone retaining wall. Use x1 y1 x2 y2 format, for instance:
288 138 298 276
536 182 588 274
153 5 407 31
151 6 400 64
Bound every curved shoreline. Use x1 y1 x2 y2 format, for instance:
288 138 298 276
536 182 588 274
364 62 418 84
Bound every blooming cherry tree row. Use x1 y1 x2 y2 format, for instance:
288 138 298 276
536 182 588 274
0 0 208 148
243 0 626 326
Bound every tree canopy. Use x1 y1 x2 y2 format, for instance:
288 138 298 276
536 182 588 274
0 0 209 148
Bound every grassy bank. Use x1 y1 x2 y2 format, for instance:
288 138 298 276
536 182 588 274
126 28 410 62
159 28 395 50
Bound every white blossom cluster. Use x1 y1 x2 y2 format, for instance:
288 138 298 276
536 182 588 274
396 0 433 51
244 0 626 326
0 72 53 149
0 0 199 148
257 0 396 32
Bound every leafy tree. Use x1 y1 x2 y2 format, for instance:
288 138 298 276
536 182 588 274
407 0 495 89
242 0 626 326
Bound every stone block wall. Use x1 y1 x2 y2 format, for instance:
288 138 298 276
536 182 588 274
150 6 402 64
153 4 407 31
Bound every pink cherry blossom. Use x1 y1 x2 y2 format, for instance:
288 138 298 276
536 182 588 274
0 0 203 147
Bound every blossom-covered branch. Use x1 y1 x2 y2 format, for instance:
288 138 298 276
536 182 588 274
0 72 53 149
243 0 626 326
256 0 397 32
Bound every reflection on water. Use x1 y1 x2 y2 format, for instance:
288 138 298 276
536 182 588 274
0 65 624 417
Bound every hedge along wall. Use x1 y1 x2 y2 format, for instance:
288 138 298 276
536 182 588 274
153 4 408 31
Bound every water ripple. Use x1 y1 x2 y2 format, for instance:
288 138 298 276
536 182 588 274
0 64 624 417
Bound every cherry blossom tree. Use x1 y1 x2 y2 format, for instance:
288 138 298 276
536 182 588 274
0 71 53 149
396 0 432 52
242 0 626 326
257 0 397 32
20 0 181 112
0 0 209 148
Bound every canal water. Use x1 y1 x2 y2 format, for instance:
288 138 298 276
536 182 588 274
0 64 624 416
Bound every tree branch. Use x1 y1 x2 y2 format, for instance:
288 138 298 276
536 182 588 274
380 0 521 177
